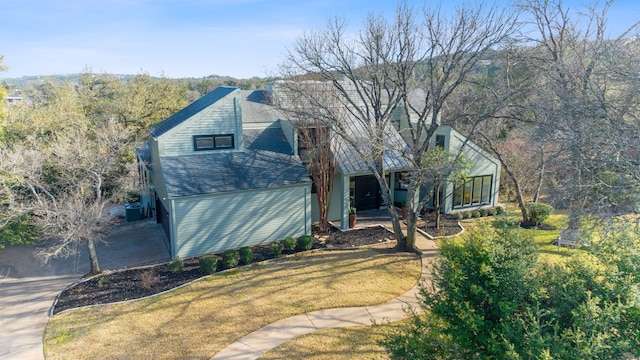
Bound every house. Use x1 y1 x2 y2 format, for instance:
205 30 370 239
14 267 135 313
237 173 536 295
137 87 312 258
137 85 501 258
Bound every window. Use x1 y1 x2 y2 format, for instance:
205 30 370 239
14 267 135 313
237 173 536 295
193 134 234 151
453 175 492 208
436 135 445 149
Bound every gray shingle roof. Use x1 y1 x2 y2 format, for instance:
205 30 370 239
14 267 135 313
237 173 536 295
149 86 238 138
239 89 281 124
160 150 310 197
243 127 293 154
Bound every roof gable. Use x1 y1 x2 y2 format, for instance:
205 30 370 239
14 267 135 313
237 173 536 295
150 86 238 138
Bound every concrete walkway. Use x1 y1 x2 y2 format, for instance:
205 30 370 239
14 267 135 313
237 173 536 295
211 217 439 360
0 219 170 360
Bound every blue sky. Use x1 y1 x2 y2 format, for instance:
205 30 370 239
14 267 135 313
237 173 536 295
1 0 638 79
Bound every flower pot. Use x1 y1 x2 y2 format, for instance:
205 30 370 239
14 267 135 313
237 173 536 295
349 214 356 228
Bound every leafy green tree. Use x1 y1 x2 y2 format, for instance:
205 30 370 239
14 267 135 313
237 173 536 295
384 224 640 359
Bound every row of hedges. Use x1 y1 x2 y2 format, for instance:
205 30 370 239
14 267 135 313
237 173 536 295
455 206 505 220
166 235 315 276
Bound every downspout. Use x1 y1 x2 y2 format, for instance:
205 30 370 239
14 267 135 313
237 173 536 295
170 198 177 258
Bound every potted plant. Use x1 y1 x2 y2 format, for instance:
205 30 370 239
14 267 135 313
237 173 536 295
400 201 407 219
348 207 356 228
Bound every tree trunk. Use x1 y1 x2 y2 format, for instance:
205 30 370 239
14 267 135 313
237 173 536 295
434 183 442 229
87 238 101 275
532 147 545 203
503 162 528 223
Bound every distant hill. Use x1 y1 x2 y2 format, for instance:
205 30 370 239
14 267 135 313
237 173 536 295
1 73 272 91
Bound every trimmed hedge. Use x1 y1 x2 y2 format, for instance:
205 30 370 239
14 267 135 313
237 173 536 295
199 255 218 275
167 258 184 274
296 235 313 251
283 236 296 251
270 241 284 257
221 249 239 269
238 247 253 266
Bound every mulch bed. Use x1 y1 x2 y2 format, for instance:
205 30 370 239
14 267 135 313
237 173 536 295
52 225 396 315
413 212 463 238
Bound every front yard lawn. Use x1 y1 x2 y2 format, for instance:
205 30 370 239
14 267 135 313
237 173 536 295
44 247 420 360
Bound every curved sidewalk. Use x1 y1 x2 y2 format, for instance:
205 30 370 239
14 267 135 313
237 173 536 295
212 229 438 360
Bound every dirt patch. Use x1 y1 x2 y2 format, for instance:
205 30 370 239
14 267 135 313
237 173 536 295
52 226 396 315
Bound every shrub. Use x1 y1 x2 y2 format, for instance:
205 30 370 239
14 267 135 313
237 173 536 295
455 212 464 220
296 235 313 251
221 249 239 269
471 211 481 218
199 254 218 274
479 209 488 217
493 217 519 229
283 236 296 251
254 253 265 262
488 207 498 216
496 206 505 215
167 258 184 274
524 202 554 225
270 241 284 257
463 211 473 219
238 247 253 266
139 269 160 290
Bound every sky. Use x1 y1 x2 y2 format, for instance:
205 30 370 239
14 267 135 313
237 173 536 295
1 0 639 79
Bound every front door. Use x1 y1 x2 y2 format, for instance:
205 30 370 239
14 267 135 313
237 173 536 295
354 176 380 211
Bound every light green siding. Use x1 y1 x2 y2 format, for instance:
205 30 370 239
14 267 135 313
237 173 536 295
444 127 501 212
172 185 311 258
157 94 241 156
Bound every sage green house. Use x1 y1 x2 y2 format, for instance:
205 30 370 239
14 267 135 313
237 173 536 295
137 85 500 258
138 87 312 258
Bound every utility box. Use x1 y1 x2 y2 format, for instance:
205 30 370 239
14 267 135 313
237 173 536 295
125 202 144 222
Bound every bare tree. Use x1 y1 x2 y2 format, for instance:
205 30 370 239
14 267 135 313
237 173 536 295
295 116 339 232
278 2 518 250
1 79 134 274
520 0 640 229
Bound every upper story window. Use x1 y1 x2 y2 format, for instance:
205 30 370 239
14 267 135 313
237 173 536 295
193 134 234 151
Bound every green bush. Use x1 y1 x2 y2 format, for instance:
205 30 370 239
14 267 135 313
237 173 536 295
270 241 284 257
254 253 265 262
496 206 505 215
221 249 239 269
455 212 464 220
524 202 553 225
199 255 218 275
167 258 184 274
238 247 253 266
479 209 488 217
463 212 472 219
296 235 313 251
471 211 481 218
488 207 498 216
493 217 519 229
283 236 296 251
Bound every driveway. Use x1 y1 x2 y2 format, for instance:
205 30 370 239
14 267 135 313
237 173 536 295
0 219 170 360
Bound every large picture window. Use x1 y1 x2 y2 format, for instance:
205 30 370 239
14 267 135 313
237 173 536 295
193 134 234 151
453 175 492 208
